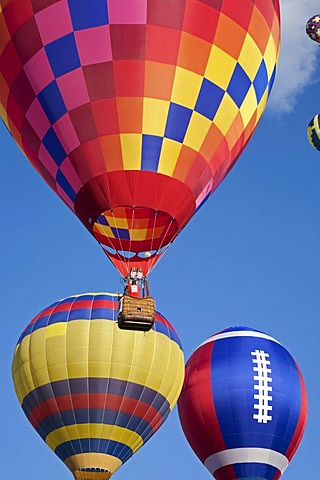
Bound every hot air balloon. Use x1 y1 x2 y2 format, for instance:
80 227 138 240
306 14 320 44
177 327 307 480
12 292 184 480
0 1 280 277
307 114 320 151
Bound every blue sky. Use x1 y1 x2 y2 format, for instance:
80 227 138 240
1 1 320 479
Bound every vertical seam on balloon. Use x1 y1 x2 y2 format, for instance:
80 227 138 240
110 207 130 275
128 206 135 270
87 293 95 463
117 330 156 459
126 323 170 456
42 301 77 461
110 322 139 461
64 294 85 464
40 300 77 463
100 294 116 458
147 217 175 276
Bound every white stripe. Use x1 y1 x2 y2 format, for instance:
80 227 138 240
204 448 289 475
198 330 281 349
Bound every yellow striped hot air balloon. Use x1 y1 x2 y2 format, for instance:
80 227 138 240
12 293 184 480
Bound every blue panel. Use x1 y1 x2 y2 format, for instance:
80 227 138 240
253 60 268 103
90 307 115 319
56 169 76 201
141 134 163 171
68 0 109 30
268 66 276 98
233 461 279 480
227 63 252 108
23 377 169 420
48 310 69 325
97 215 110 226
42 128 66 166
164 103 192 142
37 81 67 124
195 79 225 120
210 333 302 454
55 438 133 462
111 227 130 240
154 315 182 348
69 308 92 320
45 33 80 78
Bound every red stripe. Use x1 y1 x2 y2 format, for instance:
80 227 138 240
285 363 308 461
29 393 163 432
212 464 238 480
178 340 226 463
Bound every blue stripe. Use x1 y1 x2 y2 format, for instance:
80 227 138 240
22 378 170 419
233 462 279 480
37 409 154 441
153 317 182 350
17 304 181 349
55 438 132 463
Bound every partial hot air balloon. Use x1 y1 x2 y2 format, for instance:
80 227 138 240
178 327 307 480
306 14 320 44
307 114 320 151
12 293 184 480
0 1 280 277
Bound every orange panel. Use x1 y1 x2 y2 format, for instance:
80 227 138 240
177 32 212 76
117 97 143 134
144 61 176 101
214 14 246 60
100 134 123 172
173 144 198 183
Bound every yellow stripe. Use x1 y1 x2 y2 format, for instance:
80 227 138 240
93 224 115 238
65 453 122 475
46 424 143 453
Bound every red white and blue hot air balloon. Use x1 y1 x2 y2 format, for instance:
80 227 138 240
178 327 307 480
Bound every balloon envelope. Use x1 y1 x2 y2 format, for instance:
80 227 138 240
0 0 280 276
306 14 320 43
307 114 320 151
12 292 184 480
178 326 307 480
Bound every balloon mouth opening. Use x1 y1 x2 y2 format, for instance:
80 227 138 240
74 468 112 480
93 206 178 252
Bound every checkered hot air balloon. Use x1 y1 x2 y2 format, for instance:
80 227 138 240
12 293 184 480
0 0 280 276
178 326 307 480
306 14 320 44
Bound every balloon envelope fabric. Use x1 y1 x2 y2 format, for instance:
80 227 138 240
0 0 280 276
307 114 320 151
12 293 185 480
177 327 307 480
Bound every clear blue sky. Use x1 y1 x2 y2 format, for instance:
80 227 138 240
1 3 320 480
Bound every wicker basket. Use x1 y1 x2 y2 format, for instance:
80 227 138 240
118 295 156 331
